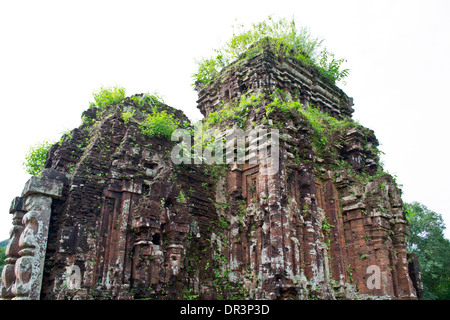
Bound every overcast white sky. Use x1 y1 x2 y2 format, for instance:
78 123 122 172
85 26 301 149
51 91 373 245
0 0 449 240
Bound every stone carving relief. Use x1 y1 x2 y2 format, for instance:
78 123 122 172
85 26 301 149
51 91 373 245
1 175 63 300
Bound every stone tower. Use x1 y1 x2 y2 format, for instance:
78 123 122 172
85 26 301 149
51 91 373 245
1 41 421 300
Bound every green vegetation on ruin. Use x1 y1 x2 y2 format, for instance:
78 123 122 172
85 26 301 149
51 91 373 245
139 110 180 139
201 86 385 185
91 85 126 110
193 16 349 86
23 86 178 178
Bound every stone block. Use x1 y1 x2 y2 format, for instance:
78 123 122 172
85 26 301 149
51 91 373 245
343 202 365 212
9 197 25 214
40 169 70 185
21 176 64 199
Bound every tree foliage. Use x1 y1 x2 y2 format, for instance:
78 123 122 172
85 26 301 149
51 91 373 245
193 16 349 86
22 140 53 177
406 201 450 300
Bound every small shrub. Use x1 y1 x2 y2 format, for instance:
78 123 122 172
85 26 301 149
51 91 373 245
318 48 350 84
121 110 135 124
131 92 164 110
207 111 220 126
92 85 126 109
193 57 223 85
140 110 180 139
23 140 54 176
322 217 335 230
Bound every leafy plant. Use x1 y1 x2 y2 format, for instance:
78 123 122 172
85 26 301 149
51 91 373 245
193 16 349 86
175 191 186 203
206 111 221 126
347 264 354 282
131 92 164 110
182 288 200 300
23 140 54 176
121 110 135 124
317 48 350 84
139 110 180 139
203 91 265 131
322 217 335 231
91 85 126 110
219 216 229 229
59 129 73 143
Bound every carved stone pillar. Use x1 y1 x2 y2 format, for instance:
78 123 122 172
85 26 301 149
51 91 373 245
0 197 26 299
0 176 63 300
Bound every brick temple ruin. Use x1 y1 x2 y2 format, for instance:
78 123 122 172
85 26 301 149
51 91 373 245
1 42 422 300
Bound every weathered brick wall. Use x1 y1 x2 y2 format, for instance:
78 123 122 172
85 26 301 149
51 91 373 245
196 43 354 120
